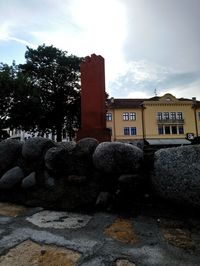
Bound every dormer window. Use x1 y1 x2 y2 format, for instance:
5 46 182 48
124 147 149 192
166 97 171 101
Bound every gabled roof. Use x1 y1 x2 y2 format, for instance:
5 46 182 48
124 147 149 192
107 94 200 109
107 98 145 109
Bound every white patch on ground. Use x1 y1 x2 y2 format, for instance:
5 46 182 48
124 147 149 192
26 210 92 229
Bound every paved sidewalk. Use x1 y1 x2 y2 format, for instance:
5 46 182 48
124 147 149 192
0 202 200 265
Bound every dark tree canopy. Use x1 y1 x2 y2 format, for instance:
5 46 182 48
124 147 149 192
0 63 13 131
19 44 82 141
8 69 42 132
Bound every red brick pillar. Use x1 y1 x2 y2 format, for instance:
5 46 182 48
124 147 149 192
77 54 111 142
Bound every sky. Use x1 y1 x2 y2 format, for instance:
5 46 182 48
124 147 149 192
0 0 200 100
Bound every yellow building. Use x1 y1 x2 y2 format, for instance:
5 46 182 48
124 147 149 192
106 93 200 144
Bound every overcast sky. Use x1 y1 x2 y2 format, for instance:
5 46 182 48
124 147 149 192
0 0 200 99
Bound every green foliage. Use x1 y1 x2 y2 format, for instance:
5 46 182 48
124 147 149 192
19 44 82 141
8 69 42 131
0 63 13 130
0 45 82 141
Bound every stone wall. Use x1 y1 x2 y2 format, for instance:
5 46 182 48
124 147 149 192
0 137 199 211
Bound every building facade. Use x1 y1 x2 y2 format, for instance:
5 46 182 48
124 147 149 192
106 93 200 144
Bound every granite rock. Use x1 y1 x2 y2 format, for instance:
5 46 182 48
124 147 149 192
22 137 56 161
93 142 143 174
0 166 24 189
21 172 36 189
0 139 22 174
152 144 200 207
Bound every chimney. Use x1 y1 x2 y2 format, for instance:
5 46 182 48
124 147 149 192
192 97 197 108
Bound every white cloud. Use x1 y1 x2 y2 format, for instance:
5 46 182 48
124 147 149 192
124 60 170 83
29 0 128 88
7 37 36 48
108 59 200 100
160 80 200 100
0 0 200 100
0 22 11 41
127 91 153 98
108 60 172 96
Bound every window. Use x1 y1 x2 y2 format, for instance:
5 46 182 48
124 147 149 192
129 112 136 120
123 112 129 121
124 127 137 135
165 126 170 134
163 112 169 120
106 113 112 121
123 112 136 120
178 125 184 134
157 112 162 121
172 126 177 134
158 125 163 134
158 125 184 135
131 127 137 135
124 127 130 135
171 112 176 120
177 112 183 120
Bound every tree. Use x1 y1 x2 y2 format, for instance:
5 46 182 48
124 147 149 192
20 44 82 141
8 71 42 132
0 63 13 132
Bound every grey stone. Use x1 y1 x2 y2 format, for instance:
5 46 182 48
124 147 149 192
0 139 22 174
93 142 143 174
44 146 69 174
0 166 24 189
22 137 56 161
21 172 36 189
68 138 98 176
57 141 76 151
76 138 99 155
44 171 55 188
152 145 200 207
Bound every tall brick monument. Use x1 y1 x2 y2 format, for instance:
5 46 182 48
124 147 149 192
77 54 111 142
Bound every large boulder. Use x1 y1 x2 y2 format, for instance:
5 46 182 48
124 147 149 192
93 142 143 174
21 172 36 189
0 166 24 189
0 139 22 174
68 138 99 175
57 141 76 152
22 137 56 163
152 145 200 208
76 138 99 156
44 146 70 175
